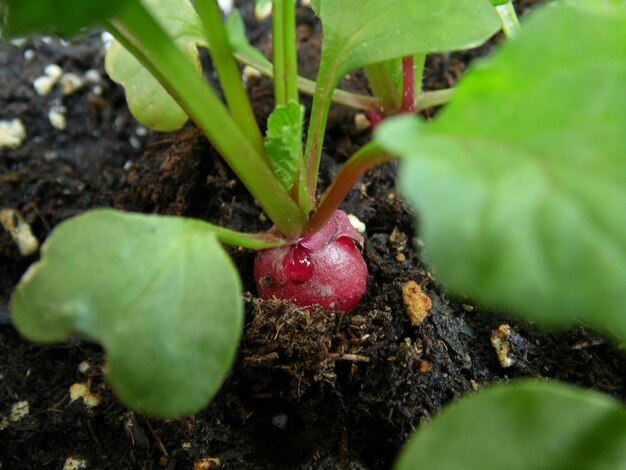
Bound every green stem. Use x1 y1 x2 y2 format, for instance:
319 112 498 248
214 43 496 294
236 51 380 112
106 2 305 239
272 0 287 105
205 224 287 249
329 88 379 112
304 142 393 236
301 58 338 214
363 60 403 114
496 2 521 39
283 0 298 103
195 0 266 160
416 88 455 111
272 0 298 105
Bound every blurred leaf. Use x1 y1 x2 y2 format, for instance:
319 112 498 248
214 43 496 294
396 380 626 470
105 0 206 131
377 3 626 339
573 0 626 12
10 209 243 418
3 0 134 36
265 101 304 191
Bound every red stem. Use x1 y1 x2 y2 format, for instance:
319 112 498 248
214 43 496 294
369 56 415 129
400 56 415 113
304 145 393 236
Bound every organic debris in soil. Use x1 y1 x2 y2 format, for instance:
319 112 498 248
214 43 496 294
242 299 339 396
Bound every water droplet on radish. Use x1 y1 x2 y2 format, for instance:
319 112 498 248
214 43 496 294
283 244 314 283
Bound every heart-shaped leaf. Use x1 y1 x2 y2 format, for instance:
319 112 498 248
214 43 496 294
396 380 626 469
377 3 626 340
10 209 243 418
105 0 207 131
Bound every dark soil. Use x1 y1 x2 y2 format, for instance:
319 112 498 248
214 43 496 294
1 2 625 469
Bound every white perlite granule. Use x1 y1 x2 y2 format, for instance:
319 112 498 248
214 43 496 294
0 119 26 150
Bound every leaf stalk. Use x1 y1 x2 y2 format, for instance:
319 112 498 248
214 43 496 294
195 0 267 160
496 2 521 39
305 142 394 235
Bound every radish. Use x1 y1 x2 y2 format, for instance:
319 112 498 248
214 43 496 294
254 210 367 312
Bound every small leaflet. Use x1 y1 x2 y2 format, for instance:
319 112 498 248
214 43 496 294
264 101 304 191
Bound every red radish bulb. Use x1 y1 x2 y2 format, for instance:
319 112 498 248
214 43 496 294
254 210 368 312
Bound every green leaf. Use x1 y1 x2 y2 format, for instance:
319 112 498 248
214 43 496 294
105 0 206 131
396 380 626 470
2 0 134 37
10 209 243 418
225 9 272 68
316 0 500 84
377 3 626 339
264 101 304 191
